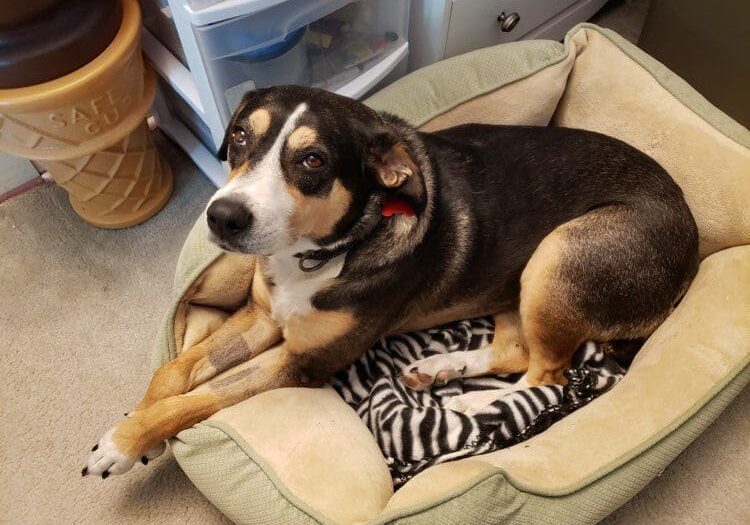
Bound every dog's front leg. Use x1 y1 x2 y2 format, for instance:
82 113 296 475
83 346 296 477
134 302 281 412
82 303 280 475
83 309 370 478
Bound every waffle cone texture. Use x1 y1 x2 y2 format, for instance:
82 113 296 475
0 0 172 228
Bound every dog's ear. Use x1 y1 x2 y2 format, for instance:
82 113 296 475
365 129 421 189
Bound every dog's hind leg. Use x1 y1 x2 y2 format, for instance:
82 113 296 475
516 227 584 387
133 302 281 413
444 203 696 414
519 202 697 388
400 311 529 390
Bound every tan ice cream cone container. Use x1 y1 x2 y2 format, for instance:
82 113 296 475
0 0 172 228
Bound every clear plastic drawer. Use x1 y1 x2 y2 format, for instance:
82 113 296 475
192 0 410 124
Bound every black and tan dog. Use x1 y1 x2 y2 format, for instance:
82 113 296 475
83 86 698 477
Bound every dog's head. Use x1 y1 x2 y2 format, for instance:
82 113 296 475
206 86 424 256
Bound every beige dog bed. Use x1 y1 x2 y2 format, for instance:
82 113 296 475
152 24 750 525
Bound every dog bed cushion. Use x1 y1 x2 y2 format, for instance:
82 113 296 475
153 24 750 525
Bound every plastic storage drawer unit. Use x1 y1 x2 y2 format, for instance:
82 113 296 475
193 0 410 123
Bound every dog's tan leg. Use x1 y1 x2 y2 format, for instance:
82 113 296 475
487 311 529 372
83 346 295 477
84 309 364 478
134 303 281 412
519 220 591 387
441 236 581 414
400 311 529 390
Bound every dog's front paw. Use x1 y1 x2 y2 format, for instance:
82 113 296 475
81 419 166 478
81 427 136 478
399 354 468 391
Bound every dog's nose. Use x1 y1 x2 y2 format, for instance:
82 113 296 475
207 198 253 238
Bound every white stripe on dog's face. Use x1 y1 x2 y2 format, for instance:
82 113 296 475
209 103 307 255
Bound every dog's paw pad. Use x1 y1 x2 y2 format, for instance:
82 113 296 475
400 355 467 390
398 371 434 391
82 428 136 478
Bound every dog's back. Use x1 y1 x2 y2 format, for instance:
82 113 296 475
418 124 698 320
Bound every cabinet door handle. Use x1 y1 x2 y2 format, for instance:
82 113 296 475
497 11 521 32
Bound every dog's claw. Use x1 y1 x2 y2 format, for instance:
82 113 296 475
91 444 98 452
81 467 88 477
141 456 149 465
101 471 109 480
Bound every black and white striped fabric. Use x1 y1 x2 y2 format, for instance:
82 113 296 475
330 317 626 486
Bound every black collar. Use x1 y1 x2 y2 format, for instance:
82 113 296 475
294 193 385 272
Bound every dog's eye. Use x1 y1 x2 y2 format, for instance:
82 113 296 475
302 153 324 170
231 128 247 146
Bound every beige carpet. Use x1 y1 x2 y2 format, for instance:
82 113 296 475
1 133 748 524
0 137 231 525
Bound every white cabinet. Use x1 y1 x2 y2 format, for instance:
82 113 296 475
409 0 607 71
139 0 411 186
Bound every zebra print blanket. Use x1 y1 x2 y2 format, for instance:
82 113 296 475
330 318 626 486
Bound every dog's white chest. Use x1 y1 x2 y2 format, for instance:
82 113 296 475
266 240 345 324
